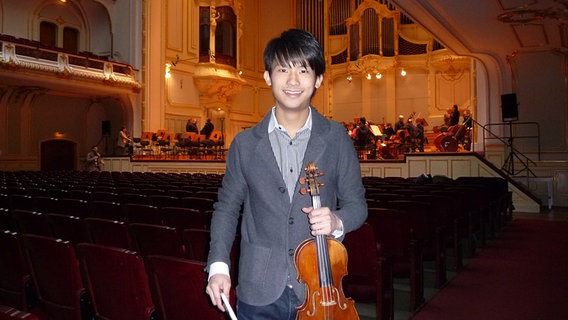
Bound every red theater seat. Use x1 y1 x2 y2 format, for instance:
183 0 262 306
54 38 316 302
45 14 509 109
77 243 158 320
146 255 232 320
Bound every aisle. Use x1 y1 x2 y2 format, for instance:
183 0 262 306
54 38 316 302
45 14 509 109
412 218 568 320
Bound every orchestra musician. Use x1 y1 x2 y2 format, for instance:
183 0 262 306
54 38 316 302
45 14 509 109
117 126 134 156
85 145 104 172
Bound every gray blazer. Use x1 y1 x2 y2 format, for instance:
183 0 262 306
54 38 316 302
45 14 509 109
206 107 368 306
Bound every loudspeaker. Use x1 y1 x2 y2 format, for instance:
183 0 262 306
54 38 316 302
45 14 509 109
101 121 111 136
501 93 518 122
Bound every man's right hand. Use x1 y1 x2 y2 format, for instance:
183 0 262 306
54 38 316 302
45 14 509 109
206 273 232 312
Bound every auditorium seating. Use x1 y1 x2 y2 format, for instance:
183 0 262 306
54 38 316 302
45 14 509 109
146 255 232 320
129 223 185 258
0 170 512 319
163 207 211 231
84 217 134 250
0 230 36 311
21 234 93 320
0 305 39 320
342 223 393 320
366 207 424 311
76 243 159 320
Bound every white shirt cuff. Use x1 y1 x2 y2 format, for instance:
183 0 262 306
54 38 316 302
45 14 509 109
208 261 230 281
331 219 344 238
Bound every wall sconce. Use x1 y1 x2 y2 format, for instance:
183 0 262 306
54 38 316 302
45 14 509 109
346 74 353 82
366 73 372 80
400 69 407 76
165 63 172 79
375 73 382 79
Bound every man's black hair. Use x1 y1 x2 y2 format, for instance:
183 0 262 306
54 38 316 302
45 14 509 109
263 29 325 76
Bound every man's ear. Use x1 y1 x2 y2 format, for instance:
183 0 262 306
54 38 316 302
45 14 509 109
263 71 272 86
315 74 323 89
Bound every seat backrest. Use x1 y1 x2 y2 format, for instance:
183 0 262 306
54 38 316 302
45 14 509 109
366 208 408 257
343 223 378 278
60 198 90 218
149 195 181 209
33 196 64 215
162 207 210 231
0 230 33 310
21 234 89 320
9 195 35 211
77 243 157 320
11 210 52 237
84 218 134 250
180 197 214 213
146 255 231 320
125 203 163 225
89 200 125 221
120 193 150 205
129 223 185 258
181 228 211 261
47 213 88 244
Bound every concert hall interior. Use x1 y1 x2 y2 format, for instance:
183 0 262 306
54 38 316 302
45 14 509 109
1 1 568 319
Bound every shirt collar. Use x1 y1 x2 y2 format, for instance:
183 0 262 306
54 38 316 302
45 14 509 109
268 106 312 134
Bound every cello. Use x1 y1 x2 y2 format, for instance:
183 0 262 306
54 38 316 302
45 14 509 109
294 162 359 320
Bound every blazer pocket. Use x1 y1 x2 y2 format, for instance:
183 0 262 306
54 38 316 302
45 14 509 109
239 241 272 287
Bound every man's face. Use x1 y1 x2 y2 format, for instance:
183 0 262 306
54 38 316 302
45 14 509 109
263 63 323 112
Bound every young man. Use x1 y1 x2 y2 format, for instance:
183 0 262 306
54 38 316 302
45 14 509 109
205 29 368 320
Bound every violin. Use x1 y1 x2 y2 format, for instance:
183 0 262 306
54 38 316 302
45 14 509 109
294 162 359 320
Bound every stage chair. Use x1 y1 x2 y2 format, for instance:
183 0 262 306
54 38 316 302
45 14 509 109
76 243 159 320
129 223 185 258
84 217 134 250
162 207 210 231
367 208 425 312
146 255 232 320
10 210 52 237
343 223 393 320
21 234 94 320
0 230 36 311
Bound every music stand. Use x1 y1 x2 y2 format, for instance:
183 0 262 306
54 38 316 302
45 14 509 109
501 121 535 177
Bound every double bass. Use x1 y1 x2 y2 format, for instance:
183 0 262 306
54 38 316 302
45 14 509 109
294 162 359 320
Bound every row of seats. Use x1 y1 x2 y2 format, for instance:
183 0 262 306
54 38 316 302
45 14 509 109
1 170 510 320
0 171 232 319
1 230 233 320
341 175 511 319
